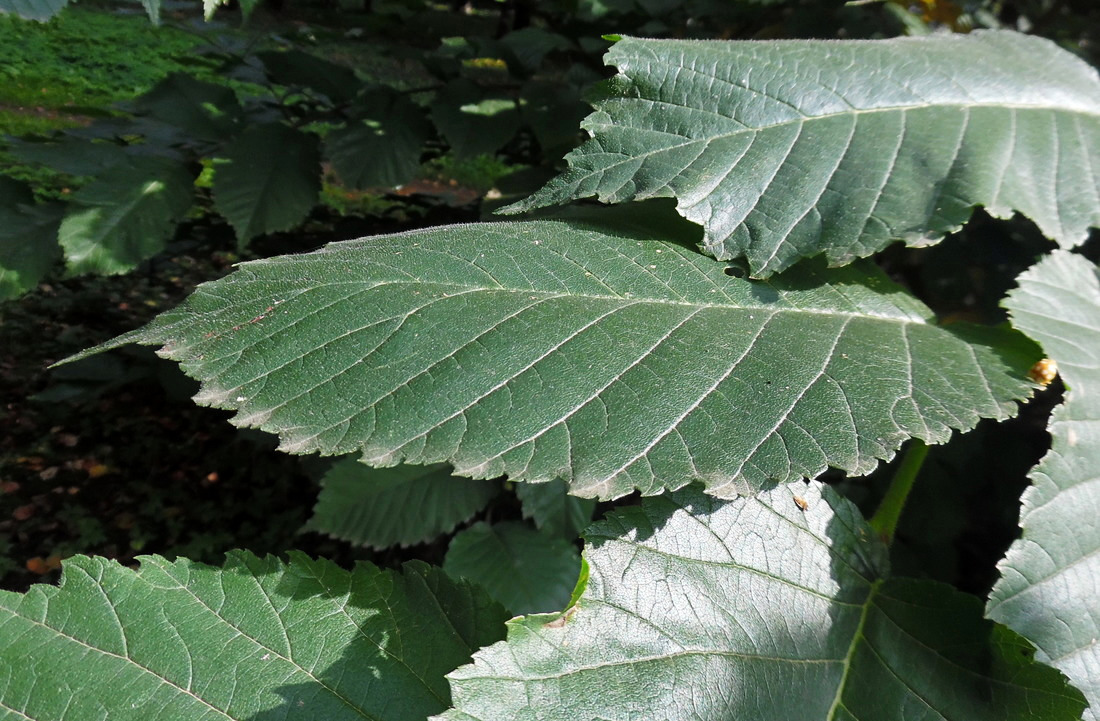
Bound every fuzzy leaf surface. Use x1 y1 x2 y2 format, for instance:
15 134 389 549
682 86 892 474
0 552 508 721
212 124 321 245
988 250 1100 718
441 484 1087 721
445 521 581 616
73 219 1038 499
306 459 500 548
504 33 1100 276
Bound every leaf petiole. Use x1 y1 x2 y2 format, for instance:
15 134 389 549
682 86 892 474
868 439 929 545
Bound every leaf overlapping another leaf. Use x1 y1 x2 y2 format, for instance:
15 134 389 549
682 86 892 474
72 219 1039 500
505 32 1100 277
988 250 1100 718
440 484 1087 720
0 552 508 721
305 459 500 548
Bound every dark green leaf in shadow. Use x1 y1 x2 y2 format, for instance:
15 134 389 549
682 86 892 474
445 521 581 616
305 459 500 549
515 479 595 540
212 124 321 245
131 72 244 144
431 79 522 160
326 90 432 189
0 178 62 300
257 50 361 106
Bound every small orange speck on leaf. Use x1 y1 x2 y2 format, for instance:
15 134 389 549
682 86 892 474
1028 358 1058 386
793 496 809 511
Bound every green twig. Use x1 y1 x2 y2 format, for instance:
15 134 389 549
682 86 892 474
868 440 929 546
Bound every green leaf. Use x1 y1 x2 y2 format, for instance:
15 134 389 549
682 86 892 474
326 90 432 189
69 218 1039 500
212 124 321 245
431 79 522 160
305 458 500 548
131 73 244 143
441 484 1087 720
258 50 362 105
58 158 194 275
0 552 508 720
0 0 67 21
515 478 596 540
503 33 1100 277
8 137 131 177
445 521 581 616
987 250 1100 718
0 179 63 300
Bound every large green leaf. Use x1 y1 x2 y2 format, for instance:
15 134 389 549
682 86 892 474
987 250 1100 718
440 483 1087 720
503 33 1100 277
445 521 581 616
257 50 362 105
131 73 244 143
212 124 321 245
305 459 500 548
58 158 195 275
69 218 1039 500
431 80 522 160
326 90 432 190
0 552 508 721
0 178 62 300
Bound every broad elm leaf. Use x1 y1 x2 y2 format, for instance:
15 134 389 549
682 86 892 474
440 484 1087 720
67 217 1039 500
0 552 507 720
988 250 1100 718
503 33 1100 277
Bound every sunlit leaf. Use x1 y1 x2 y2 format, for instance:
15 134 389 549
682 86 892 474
0 552 508 720
988 250 1100 718
441 484 1087 720
504 33 1100 276
68 218 1039 499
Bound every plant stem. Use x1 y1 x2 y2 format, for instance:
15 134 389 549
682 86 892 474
868 439 929 546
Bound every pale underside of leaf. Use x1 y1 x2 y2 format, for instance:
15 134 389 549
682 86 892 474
439 483 1086 721
504 32 1100 277
988 250 1100 719
75 220 1037 500
0 552 508 721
